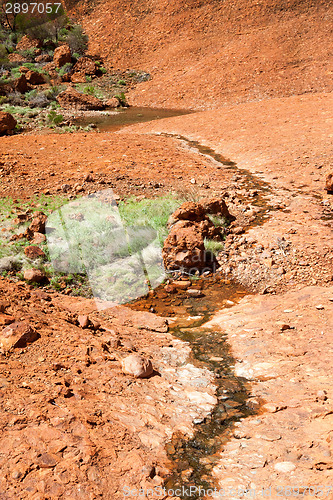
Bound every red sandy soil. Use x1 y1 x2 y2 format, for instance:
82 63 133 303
1 0 333 496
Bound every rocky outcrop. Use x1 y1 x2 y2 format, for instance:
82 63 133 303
163 220 207 270
13 74 28 93
25 70 46 85
163 198 232 271
56 87 105 110
53 44 71 67
0 112 17 135
16 35 42 51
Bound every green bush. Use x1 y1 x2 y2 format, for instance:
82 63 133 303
65 25 88 55
47 110 64 125
82 85 95 96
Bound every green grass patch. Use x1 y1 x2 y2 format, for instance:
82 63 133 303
204 238 223 256
118 194 184 244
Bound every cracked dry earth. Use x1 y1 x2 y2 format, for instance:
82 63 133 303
0 90 333 498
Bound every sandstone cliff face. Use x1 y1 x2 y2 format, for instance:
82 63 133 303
75 0 333 109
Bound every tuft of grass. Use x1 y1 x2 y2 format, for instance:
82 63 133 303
204 238 223 256
118 195 184 244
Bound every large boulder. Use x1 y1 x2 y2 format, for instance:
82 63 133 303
16 35 42 51
162 220 207 270
8 53 27 64
56 87 105 110
13 74 28 93
72 56 97 75
199 197 233 219
169 201 205 225
25 70 46 85
0 112 17 135
325 173 333 194
53 44 71 67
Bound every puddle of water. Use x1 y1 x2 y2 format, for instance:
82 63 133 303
75 107 193 132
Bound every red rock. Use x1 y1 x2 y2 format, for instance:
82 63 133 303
106 97 121 108
13 74 28 93
0 322 39 351
169 201 205 224
199 197 233 219
35 53 52 63
29 212 47 234
24 246 46 259
121 354 153 378
53 44 71 67
172 280 191 289
31 232 46 245
16 35 42 51
70 72 87 83
25 70 46 85
162 220 207 270
72 56 97 75
8 53 26 63
37 452 59 468
56 87 105 110
0 112 17 135
78 315 90 328
0 313 15 326
325 173 333 193
24 268 45 282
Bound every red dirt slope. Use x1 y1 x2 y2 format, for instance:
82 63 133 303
76 0 333 109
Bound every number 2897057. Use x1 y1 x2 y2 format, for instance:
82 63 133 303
5 2 62 14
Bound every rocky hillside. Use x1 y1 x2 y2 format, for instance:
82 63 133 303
76 0 333 108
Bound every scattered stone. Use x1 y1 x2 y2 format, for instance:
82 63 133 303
37 453 59 468
84 173 94 182
24 246 46 260
121 354 153 378
199 197 233 219
187 288 204 297
0 256 17 273
53 44 71 67
173 280 191 290
316 304 324 310
279 323 292 331
0 322 39 351
23 268 46 283
274 461 296 473
29 212 47 234
163 221 208 270
164 284 176 293
78 315 90 328
0 112 17 135
106 97 121 108
35 53 52 63
316 390 328 401
31 232 46 245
